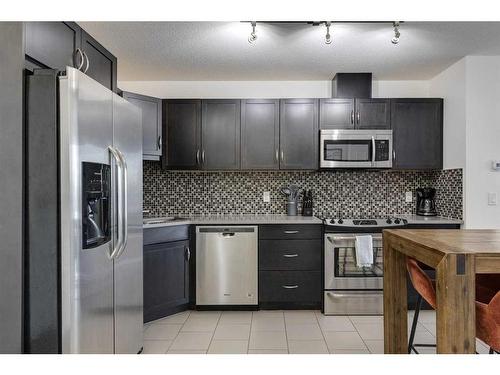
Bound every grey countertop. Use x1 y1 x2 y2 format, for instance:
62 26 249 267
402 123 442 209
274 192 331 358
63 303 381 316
143 213 463 229
398 214 463 225
143 214 323 228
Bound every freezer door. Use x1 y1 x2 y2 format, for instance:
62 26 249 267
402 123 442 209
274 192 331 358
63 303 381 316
59 67 114 353
112 94 144 354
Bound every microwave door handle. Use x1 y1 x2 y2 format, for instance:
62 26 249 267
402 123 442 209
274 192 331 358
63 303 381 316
371 136 376 166
108 146 123 259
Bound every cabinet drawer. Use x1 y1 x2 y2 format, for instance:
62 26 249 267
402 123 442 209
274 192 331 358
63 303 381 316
259 271 321 303
259 239 321 271
259 224 322 240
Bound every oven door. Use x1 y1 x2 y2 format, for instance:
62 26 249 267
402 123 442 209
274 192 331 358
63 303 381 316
324 233 383 290
320 130 373 168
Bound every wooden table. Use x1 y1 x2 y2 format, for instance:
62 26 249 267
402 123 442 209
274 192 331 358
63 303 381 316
383 229 500 354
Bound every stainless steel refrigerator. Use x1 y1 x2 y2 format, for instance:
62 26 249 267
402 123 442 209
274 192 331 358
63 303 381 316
24 67 143 354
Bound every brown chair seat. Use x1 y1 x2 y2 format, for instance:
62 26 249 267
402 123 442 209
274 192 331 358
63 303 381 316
406 257 500 353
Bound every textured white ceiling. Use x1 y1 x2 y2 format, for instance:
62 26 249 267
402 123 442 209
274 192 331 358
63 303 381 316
78 21 500 81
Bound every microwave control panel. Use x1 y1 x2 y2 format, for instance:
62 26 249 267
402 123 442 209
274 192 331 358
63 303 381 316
374 140 390 161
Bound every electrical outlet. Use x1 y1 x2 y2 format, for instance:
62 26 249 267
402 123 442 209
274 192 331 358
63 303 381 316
488 192 497 206
263 191 270 203
405 191 413 203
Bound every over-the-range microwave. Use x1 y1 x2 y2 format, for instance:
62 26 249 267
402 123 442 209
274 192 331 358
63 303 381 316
320 129 393 169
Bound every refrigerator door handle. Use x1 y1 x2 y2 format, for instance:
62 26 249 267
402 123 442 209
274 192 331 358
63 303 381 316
114 147 128 259
109 146 124 259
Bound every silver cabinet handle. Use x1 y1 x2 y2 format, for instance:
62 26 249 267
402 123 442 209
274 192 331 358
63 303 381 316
82 50 90 73
157 136 162 150
196 149 200 165
283 254 299 258
284 230 299 234
202 150 205 165
108 146 124 260
282 285 299 289
356 111 360 124
393 149 396 161
185 246 191 261
275 149 279 163
350 110 354 124
74 48 84 70
371 136 376 164
280 150 284 163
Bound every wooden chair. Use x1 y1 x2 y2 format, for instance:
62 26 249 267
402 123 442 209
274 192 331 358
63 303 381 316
406 257 500 354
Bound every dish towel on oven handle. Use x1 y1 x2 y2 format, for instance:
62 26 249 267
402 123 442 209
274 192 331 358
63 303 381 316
355 235 374 268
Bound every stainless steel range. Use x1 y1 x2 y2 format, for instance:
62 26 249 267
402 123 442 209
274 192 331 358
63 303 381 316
323 218 407 315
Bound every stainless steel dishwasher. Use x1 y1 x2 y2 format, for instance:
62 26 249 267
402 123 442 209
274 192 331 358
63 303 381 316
196 226 258 306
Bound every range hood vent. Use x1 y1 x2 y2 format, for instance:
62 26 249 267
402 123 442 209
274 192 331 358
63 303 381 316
332 73 372 99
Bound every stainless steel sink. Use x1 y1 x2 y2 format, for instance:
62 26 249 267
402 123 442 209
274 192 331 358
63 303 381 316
143 217 188 225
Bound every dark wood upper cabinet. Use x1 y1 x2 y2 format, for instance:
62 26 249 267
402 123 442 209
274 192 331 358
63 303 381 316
391 98 443 170
319 98 355 129
279 99 319 170
80 30 117 92
355 98 391 129
25 22 81 71
241 99 280 170
201 100 241 170
122 92 162 159
165 100 201 169
24 22 117 92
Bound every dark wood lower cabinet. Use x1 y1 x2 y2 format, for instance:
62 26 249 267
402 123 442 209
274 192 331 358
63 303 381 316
259 271 322 308
143 239 190 323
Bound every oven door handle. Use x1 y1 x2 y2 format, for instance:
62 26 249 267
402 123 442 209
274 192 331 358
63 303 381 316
327 235 383 242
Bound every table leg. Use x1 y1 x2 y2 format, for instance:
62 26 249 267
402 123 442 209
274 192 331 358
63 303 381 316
383 238 408 354
435 254 476 353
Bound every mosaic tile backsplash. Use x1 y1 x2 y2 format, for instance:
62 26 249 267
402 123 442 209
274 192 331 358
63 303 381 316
143 161 463 219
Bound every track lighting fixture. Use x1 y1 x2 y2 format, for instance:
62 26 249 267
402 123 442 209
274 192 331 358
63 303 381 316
248 21 257 44
391 22 400 44
325 21 332 44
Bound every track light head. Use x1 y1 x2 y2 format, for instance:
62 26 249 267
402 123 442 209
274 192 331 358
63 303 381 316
391 21 400 44
248 21 257 44
325 21 332 45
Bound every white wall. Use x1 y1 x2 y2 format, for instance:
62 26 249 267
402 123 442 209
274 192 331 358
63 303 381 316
464 56 500 229
118 80 430 99
429 59 467 170
430 56 500 229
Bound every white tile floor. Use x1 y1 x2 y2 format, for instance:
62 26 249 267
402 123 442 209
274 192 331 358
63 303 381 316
142 310 492 354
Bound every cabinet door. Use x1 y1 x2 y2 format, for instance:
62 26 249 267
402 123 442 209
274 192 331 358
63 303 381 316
143 240 190 322
279 99 319 170
391 98 443 169
25 22 81 71
122 92 162 159
319 99 354 129
201 100 241 170
241 99 279 170
80 30 117 92
355 99 391 129
166 100 201 169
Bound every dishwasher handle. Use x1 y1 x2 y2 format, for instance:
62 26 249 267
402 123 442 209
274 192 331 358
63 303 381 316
221 232 236 238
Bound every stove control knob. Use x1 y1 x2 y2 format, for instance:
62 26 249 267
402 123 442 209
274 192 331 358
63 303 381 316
329 219 335 224
337 219 344 224
394 218 401 224
386 218 392 224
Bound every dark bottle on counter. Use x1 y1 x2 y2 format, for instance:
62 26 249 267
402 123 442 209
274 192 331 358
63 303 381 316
302 190 313 216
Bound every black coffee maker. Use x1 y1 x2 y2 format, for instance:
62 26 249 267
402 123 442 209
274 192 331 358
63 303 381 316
416 188 437 216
